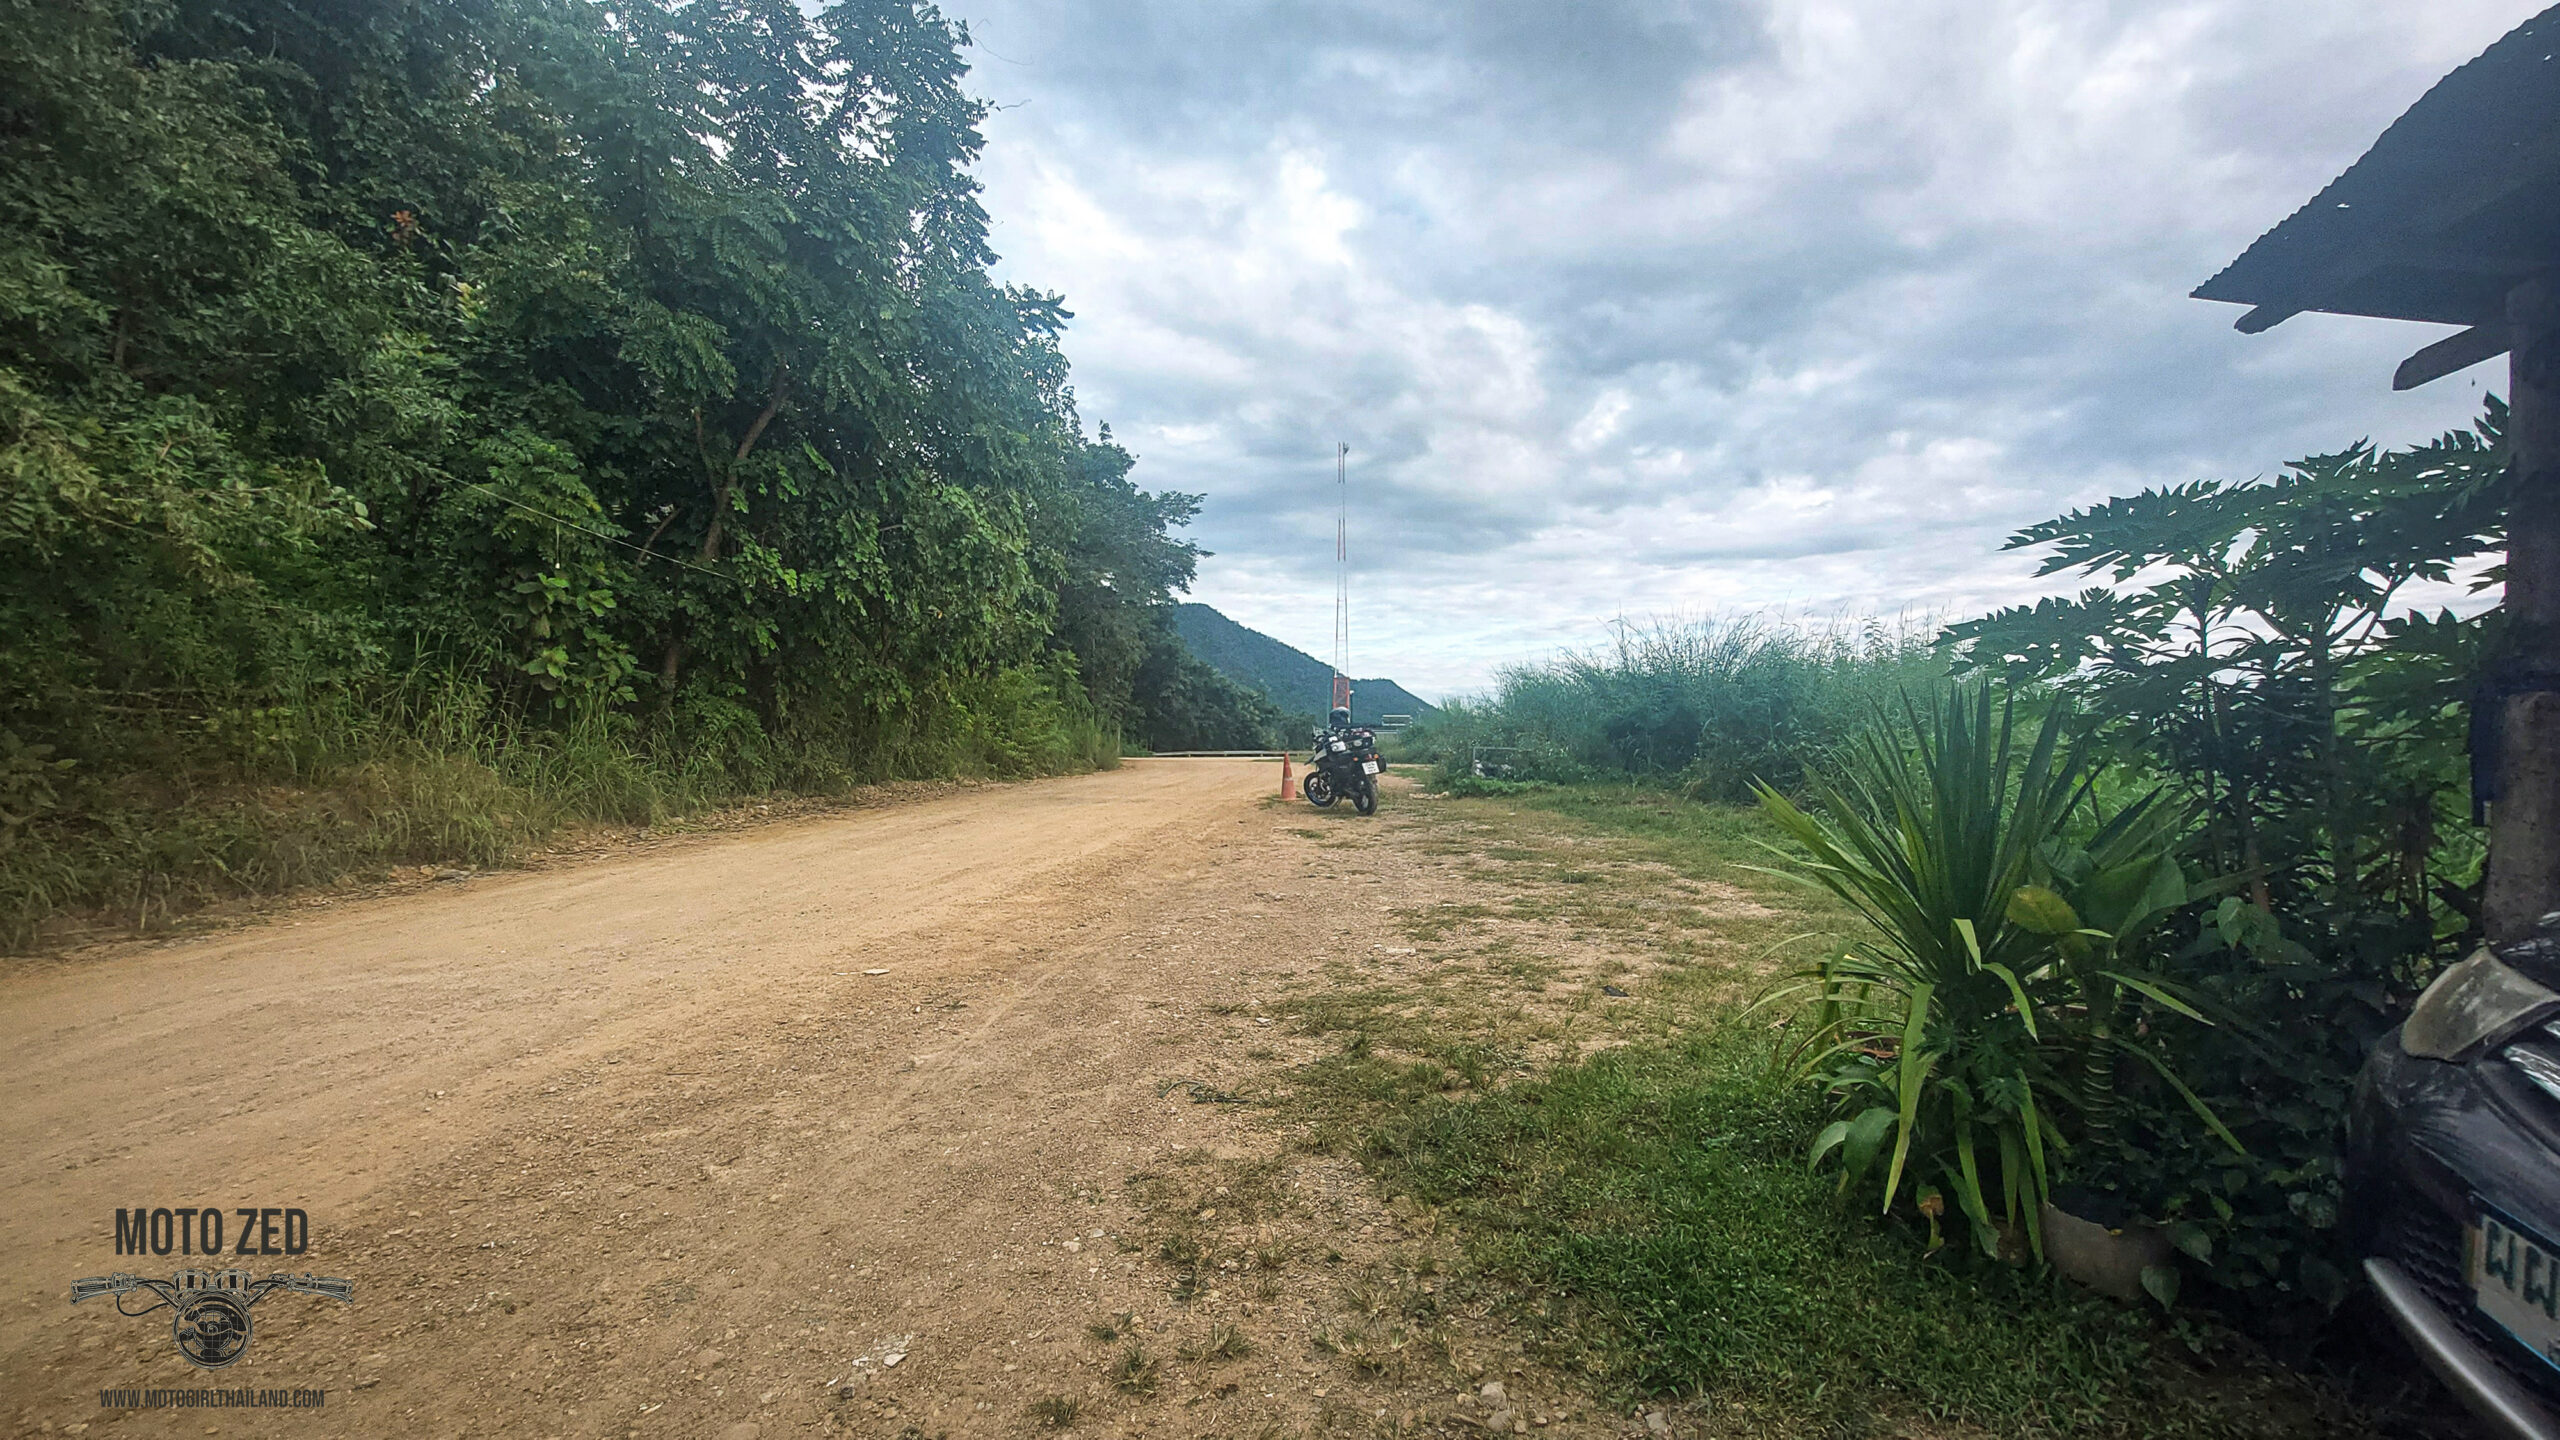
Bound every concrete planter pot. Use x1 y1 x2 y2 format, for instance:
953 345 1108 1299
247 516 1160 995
2039 1200 2176 1303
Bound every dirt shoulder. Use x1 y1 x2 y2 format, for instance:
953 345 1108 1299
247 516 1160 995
0 760 1624 1440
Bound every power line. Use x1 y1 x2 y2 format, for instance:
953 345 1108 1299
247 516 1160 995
458 481 738 582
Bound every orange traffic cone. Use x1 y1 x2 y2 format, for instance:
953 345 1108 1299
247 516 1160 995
1279 751 1293 799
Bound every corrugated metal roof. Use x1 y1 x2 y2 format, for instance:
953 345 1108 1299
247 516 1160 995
2194 4 2560 333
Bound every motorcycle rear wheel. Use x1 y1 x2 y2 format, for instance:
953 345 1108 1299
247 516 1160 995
1353 780 1376 815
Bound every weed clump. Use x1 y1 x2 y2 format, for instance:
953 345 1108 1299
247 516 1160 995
1177 1321 1252 1362
1110 1343 1159 1396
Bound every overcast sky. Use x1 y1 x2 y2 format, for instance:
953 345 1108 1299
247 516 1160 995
947 0 2534 700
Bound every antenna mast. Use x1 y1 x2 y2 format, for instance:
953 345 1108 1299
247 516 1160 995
1333 444 1351 717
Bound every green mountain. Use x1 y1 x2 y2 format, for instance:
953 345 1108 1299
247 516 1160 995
1171 604 1438 725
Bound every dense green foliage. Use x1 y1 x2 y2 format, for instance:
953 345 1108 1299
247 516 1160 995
1404 615 1939 800
0 0 1267 944
1128 636 1287 754
1940 403 2507 1333
1757 687 2231 1269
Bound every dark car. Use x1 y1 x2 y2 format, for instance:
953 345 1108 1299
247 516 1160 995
2351 915 2560 1439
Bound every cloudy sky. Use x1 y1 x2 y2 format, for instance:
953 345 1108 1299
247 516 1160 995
946 0 2533 700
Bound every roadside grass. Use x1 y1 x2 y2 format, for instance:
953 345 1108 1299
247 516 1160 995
1275 784 2434 1439
4 668 1121 953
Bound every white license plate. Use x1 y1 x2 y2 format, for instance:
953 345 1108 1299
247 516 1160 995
2469 1209 2560 1372
1360 760 1380 775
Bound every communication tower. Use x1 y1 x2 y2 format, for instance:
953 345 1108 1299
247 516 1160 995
1332 443 1351 717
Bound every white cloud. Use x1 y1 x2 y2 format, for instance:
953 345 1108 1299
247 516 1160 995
957 0 2534 700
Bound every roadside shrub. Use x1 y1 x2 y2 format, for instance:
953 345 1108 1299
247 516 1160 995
1756 683 2232 1265
1938 402 2506 1336
0 653 1119 949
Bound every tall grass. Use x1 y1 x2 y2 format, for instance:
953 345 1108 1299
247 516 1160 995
0 651 1118 951
1407 614 1942 800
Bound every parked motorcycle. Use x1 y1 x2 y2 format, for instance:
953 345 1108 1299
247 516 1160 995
1302 722 1383 815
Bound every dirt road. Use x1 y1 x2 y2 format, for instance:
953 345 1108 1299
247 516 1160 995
2 759 1554 1440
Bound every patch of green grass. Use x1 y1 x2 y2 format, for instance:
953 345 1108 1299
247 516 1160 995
1310 1318 1423 1379
1498 787 1795 888
1396 901 1495 941
1287 785 2418 1439
1366 1020 2422 1438
1275 985 1424 1048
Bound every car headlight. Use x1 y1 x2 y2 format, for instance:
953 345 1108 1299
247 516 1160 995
2401 946 2560 1060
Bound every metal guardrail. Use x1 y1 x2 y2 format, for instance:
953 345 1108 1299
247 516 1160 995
1140 750 1288 758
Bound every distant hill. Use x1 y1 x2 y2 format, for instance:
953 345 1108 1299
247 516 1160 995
1172 603 1438 725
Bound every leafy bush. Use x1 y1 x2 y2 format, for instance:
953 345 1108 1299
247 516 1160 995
1756 684 2231 1265
1936 401 2507 1334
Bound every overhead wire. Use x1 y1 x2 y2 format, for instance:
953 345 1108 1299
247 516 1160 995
456 480 739 582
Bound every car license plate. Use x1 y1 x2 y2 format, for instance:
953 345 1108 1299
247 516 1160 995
2469 1208 2560 1372
1360 760 1380 775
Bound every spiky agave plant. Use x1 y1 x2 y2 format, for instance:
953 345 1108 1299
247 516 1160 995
1751 683 2235 1260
